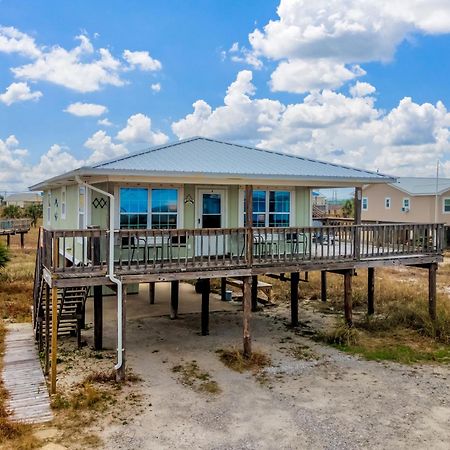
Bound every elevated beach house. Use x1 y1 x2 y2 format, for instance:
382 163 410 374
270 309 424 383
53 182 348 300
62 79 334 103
29 137 444 391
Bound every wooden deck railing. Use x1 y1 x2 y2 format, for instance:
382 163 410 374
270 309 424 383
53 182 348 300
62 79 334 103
41 223 445 276
0 218 32 233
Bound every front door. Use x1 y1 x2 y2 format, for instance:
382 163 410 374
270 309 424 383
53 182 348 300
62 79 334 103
196 189 226 256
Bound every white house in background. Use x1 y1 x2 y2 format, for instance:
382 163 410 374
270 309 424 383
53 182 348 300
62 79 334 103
362 177 450 224
5 192 43 208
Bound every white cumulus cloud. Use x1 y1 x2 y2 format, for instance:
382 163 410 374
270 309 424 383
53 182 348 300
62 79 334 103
64 102 108 117
0 28 164 93
271 59 365 94
0 26 41 58
172 69 450 177
0 82 42 105
242 0 450 92
123 50 162 71
84 130 128 164
116 113 169 145
350 82 377 98
151 83 161 92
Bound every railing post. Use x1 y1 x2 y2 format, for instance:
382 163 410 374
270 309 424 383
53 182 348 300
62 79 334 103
245 185 253 266
354 187 362 259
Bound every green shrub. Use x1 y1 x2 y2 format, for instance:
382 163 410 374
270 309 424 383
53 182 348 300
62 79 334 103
0 242 9 269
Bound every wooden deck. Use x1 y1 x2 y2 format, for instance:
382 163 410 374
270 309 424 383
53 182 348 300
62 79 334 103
2 323 53 423
39 223 445 287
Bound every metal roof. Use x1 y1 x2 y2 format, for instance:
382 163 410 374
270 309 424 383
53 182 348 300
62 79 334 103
389 177 450 195
92 137 393 180
30 137 395 190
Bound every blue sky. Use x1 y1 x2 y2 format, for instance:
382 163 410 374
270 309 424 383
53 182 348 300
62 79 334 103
2 0 450 192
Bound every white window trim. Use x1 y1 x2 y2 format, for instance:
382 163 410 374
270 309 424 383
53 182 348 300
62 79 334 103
238 187 295 227
150 187 183 229
362 197 368 211
402 197 410 211
384 197 391 210
78 186 86 229
443 197 450 214
196 187 228 229
46 191 51 226
61 186 66 220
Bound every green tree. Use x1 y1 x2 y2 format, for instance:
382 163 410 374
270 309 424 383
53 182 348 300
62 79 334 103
0 241 9 268
2 204 23 218
342 199 354 218
25 203 43 227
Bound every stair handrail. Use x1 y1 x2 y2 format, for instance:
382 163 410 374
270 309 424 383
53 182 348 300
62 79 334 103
32 226 44 330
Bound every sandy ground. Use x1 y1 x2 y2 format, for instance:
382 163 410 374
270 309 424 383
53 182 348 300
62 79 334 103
76 282 450 450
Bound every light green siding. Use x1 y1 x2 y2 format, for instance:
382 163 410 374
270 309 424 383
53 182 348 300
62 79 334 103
45 183 312 231
228 186 239 228
43 185 79 230
295 187 311 227
183 184 196 228
90 182 110 229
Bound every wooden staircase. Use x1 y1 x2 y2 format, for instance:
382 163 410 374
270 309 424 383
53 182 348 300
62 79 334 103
33 227 89 350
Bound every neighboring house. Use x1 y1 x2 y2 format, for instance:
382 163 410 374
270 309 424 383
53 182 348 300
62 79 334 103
312 191 328 213
29 137 444 388
362 177 450 224
6 192 43 208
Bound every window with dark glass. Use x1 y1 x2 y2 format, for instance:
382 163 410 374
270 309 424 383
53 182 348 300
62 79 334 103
243 190 291 227
269 191 290 227
120 187 148 229
244 190 267 227
151 189 178 229
202 193 221 228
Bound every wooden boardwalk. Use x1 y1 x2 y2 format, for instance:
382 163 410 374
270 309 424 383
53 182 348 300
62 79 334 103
2 323 53 423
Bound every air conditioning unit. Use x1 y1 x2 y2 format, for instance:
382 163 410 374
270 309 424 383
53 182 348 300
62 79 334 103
401 207 410 212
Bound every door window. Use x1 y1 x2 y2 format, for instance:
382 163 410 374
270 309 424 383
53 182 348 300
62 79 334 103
202 193 221 228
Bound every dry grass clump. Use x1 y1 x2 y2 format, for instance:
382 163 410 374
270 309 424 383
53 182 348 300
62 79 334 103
288 344 319 361
320 321 360 346
216 347 271 373
172 361 221 394
0 243 35 323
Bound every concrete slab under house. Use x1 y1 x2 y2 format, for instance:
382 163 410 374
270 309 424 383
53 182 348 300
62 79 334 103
28 137 444 393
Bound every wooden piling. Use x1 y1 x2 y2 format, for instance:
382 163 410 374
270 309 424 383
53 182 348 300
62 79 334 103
368 267 375 316
201 279 210 336
116 284 127 382
20 232 24 249
221 277 227 301
242 276 252 358
93 236 102 350
170 280 179 320
251 275 258 312
321 271 327 302
291 272 299 327
428 263 437 321
93 285 103 350
344 270 353 327
149 282 155 304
